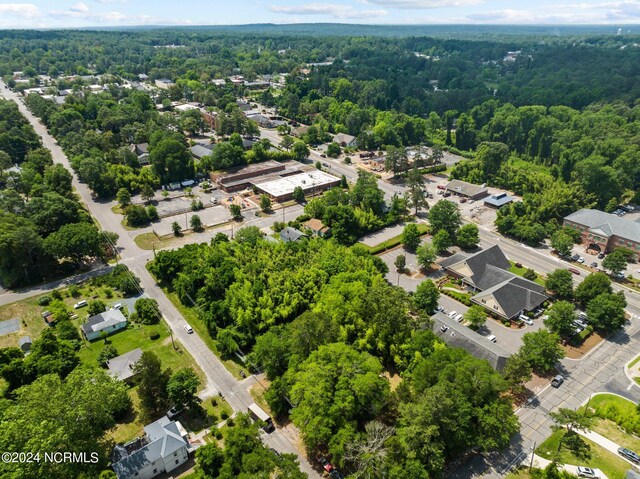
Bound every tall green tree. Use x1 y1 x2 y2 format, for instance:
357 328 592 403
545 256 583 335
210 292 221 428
544 301 577 337
520 329 565 373
428 200 461 239
545 268 574 299
132 351 170 419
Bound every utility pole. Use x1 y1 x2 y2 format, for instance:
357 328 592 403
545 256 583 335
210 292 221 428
529 441 536 472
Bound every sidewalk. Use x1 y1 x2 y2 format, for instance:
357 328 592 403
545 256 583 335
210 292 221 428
575 428 639 467
523 452 610 479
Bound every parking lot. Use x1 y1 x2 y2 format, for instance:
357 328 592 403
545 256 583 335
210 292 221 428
152 205 230 236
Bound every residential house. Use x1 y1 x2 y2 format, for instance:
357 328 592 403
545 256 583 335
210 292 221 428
292 125 309 138
280 227 308 243
439 245 548 320
190 144 215 160
430 312 510 370
155 79 175 90
107 348 143 382
112 416 191 479
333 132 357 148
563 209 640 260
81 309 128 341
129 143 150 166
445 179 489 201
304 218 331 238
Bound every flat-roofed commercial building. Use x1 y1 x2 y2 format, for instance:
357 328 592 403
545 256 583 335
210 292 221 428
254 171 341 202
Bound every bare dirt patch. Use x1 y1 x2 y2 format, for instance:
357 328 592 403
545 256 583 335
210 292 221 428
562 331 606 359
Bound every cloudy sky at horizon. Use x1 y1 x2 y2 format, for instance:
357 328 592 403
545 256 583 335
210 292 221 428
1 0 640 28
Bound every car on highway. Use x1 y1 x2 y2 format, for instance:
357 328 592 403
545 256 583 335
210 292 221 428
576 466 599 478
568 268 581 275
551 375 564 388
184 324 194 334
618 447 640 463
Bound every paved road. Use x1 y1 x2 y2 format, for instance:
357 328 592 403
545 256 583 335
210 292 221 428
0 81 320 478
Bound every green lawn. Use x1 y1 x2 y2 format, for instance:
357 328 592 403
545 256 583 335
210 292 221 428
591 418 640 453
536 429 629 479
582 393 640 436
181 396 233 433
0 277 129 349
509 261 546 286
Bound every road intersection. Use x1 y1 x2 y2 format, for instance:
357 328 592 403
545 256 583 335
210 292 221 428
3 81 640 478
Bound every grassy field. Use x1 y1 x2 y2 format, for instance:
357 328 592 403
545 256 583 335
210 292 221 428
0 278 129 349
583 393 640 436
591 418 640 452
536 429 629 479
505 468 535 479
181 396 233 433
509 261 546 286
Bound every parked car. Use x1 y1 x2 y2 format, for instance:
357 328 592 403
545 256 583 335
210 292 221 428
613 272 625 280
551 375 564 388
590 262 598 268
112 303 123 310
454 314 464 322
597 252 605 259
574 318 588 329
572 321 585 333
486 335 497 343
184 324 194 334
435 305 445 313
330 471 346 479
440 325 448 333
577 466 599 478
578 312 588 321
448 311 458 319
577 257 585 263
318 457 334 472
167 405 184 420
519 315 533 325
571 254 580 261
73 300 88 309
568 268 581 275
460 197 467 203
618 447 640 464
210 197 218 204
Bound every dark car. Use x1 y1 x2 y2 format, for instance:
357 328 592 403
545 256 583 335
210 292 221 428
551 375 564 388
330 471 346 479
590 262 598 268
318 457 334 472
571 254 580 261
568 268 581 275
618 447 640 463
597 252 605 259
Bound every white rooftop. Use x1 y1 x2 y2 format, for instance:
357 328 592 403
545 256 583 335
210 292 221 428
255 171 339 197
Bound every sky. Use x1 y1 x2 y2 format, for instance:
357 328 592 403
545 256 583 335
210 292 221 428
1 0 640 28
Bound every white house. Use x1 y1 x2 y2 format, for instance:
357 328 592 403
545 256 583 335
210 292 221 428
81 309 127 341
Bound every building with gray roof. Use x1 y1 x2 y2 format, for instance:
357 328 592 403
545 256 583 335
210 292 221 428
81 309 127 341
280 227 308 243
18 336 32 353
190 143 214 160
484 192 515 208
439 245 548 320
564 209 640 260
445 179 489 200
430 312 511 370
107 348 143 382
112 416 190 479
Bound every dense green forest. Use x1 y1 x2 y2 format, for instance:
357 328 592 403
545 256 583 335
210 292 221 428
149 235 518 477
0 100 116 287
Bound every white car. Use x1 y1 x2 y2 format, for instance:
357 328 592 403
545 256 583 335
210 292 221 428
454 314 464 322
73 300 87 309
210 197 218 204
576 466 599 478
184 324 194 334
487 335 497 343
448 311 458 319
519 315 533 325
577 257 585 264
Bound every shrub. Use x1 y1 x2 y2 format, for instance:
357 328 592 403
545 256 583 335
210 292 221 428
68 285 80 298
38 295 51 306
215 430 223 439
209 413 218 423
220 411 229 420
149 331 160 340
211 399 218 407
51 289 62 300
226 418 234 427
103 287 113 299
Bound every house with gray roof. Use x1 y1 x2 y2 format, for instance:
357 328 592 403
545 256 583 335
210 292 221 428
107 348 143 382
190 143 215 160
484 192 515 208
564 209 640 260
430 312 511 370
439 245 548 320
280 227 308 243
333 132 357 147
445 179 489 200
112 416 191 479
81 309 127 341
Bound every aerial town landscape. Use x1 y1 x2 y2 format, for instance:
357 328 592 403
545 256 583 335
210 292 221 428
1 2 640 479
